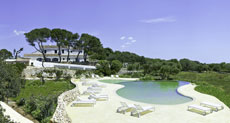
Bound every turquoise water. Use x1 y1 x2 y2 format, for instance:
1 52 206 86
100 80 193 105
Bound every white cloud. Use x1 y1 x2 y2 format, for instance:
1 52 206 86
121 45 126 49
120 36 137 49
120 36 125 40
140 17 176 24
125 42 131 45
128 37 133 40
14 30 25 36
131 40 136 43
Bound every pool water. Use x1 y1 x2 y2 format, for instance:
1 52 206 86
100 80 192 105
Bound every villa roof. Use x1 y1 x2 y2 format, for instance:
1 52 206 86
24 54 83 58
43 45 82 50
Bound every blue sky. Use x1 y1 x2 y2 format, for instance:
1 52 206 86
0 0 230 63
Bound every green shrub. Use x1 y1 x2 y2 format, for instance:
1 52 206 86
55 70 63 81
140 75 155 80
110 60 122 74
119 74 132 78
16 98 25 106
96 60 111 76
131 72 143 78
14 80 74 122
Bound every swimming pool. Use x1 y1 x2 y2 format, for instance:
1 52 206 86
100 80 193 105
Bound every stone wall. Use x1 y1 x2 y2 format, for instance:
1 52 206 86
23 66 77 79
51 79 80 123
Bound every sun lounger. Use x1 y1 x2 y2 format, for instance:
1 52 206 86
131 104 155 118
91 74 95 78
87 86 102 91
71 97 96 107
95 75 100 78
188 104 212 116
117 102 136 114
82 81 97 86
200 102 224 111
92 83 106 88
115 75 119 78
82 89 101 95
111 75 114 78
88 94 109 101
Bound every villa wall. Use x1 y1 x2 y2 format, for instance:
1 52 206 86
51 79 80 123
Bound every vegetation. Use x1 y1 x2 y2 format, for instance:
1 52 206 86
0 61 26 103
96 60 122 76
75 69 94 78
79 33 105 62
0 49 12 60
13 48 23 59
13 80 75 123
51 29 72 63
0 50 26 122
24 28 51 66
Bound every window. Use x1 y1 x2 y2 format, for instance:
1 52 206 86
71 51 73 53
44 50 47 53
62 50 64 54
63 58 65 60
55 50 57 54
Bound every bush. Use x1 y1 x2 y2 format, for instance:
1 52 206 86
96 60 111 76
55 70 63 81
16 98 25 106
96 60 123 76
111 60 122 74
75 70 86 78
119 74 132 78
140 75 155 81
131 72 143 78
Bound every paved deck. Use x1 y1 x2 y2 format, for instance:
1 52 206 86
66 78 230 123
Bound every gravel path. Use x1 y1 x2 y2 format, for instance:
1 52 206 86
0 101 33 123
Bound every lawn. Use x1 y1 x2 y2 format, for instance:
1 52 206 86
12 80 75 123
13 80 75 101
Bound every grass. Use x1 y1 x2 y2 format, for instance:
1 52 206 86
173 72 230 107
13 80 75 101
11 80 75 122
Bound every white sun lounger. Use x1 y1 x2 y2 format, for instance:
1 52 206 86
82 89 101 95
131 104 155 118
91 74 95 78
115 75 119 78
117 102 136 114
92 83 106 88
82 81 97 86
87 87 102 91
88 94 109 101
188 104 212 116
71 97 96 107
200 102 224 111
95 75 100 78
111 75 114 78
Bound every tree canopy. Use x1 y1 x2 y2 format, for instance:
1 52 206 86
24 28 51 64
0 49 12 60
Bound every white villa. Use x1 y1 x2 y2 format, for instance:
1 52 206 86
24 45 85 62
